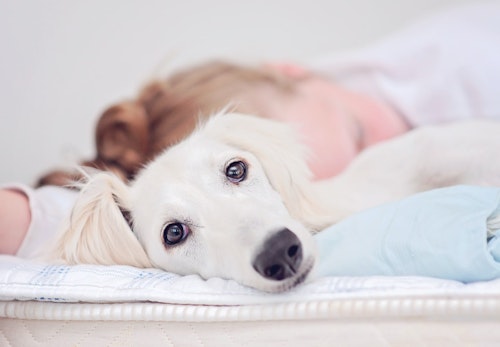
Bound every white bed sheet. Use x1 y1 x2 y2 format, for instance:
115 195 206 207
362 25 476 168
1 255 500 307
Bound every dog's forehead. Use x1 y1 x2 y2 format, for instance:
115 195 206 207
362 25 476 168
133 134 235 189
163 135 233 168
129 138 225 220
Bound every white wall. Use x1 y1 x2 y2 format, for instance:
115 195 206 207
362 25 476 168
0 0 473 185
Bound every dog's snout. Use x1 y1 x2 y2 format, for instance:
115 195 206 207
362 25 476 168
252 228 303 281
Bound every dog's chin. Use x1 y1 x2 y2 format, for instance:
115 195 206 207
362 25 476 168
249 256 315 293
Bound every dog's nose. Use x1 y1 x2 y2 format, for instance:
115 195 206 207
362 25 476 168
252 228 303 281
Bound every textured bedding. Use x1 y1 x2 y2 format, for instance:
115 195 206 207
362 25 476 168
2 254 500 307
2 256 500 347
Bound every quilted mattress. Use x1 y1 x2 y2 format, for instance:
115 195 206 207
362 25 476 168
2 255 500 346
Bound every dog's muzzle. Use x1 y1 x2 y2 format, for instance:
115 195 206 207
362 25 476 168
252 228 303 281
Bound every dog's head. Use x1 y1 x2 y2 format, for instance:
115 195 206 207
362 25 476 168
55 113 325 292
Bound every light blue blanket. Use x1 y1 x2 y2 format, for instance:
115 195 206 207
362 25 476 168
315 185 500 282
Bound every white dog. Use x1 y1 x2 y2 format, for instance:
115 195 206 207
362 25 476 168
54 113 500 292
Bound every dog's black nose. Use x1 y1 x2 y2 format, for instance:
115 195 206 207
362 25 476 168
252 228 303 281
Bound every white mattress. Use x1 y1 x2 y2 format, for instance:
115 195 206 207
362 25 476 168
2 299 500 346
2 255 500 346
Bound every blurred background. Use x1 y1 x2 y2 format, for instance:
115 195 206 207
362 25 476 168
0 0 474 184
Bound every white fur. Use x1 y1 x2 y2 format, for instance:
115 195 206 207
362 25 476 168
53 113 500 292
54 113 324 292
316 120 500 220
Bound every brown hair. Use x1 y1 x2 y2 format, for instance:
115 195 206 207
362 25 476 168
36 60 295 187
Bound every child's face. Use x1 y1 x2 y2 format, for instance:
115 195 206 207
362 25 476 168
249 76 364 180
247 71 407 180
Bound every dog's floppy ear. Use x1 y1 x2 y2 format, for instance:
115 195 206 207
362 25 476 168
204 113 333 231
53 172 152 267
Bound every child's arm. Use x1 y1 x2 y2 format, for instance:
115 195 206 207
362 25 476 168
0 189 31 254
0 185 78 257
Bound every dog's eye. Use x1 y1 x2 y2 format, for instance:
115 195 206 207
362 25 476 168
225 160 247 183
162 222 190 246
